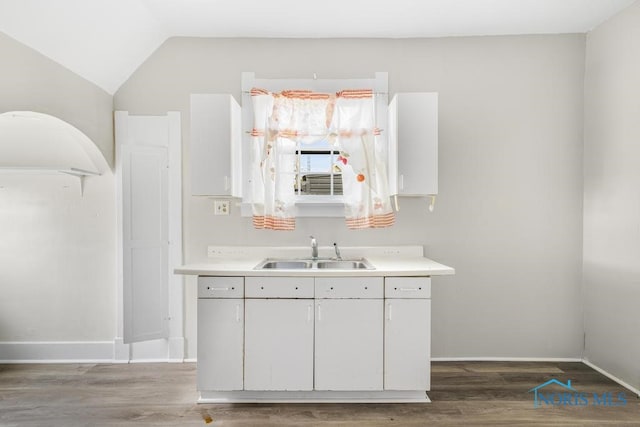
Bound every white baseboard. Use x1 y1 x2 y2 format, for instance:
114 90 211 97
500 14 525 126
582 359 640 397
0 341 114 363
168 337 185 362
0 339 186 363
431 357 583 362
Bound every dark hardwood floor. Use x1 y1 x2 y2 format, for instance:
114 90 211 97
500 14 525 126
1 361 638 426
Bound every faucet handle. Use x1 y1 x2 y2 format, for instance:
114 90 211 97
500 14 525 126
333 242 342 260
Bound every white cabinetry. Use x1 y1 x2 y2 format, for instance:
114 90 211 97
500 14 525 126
190 94 241 197
384 277 431 390
244 299 314 390
388 93 438 196
314 277 384 391
315 299 384 390
197 277 244 391
195 274 433 402
244 277 314 391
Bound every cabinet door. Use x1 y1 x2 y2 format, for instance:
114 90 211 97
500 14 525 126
197 298 244 391
190 94 241 196
384 299 431 390
244 299 314 390
389 93 438 196
314 299 383 390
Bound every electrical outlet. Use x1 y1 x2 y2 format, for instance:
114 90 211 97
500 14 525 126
214 200 230 215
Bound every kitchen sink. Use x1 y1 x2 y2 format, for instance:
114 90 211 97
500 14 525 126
316 260 372 269
255 258 374 270
258 260 313 269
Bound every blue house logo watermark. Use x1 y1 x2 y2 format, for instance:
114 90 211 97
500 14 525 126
529 379 627 408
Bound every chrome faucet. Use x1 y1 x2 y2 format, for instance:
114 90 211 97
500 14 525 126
310 236 318 260
333 242 342 260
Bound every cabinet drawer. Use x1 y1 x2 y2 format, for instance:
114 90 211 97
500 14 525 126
385 277 431 298
315 277 383 299
198 276 244 298
245 277 314 298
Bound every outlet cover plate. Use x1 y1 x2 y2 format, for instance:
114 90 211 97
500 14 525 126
214 200 230 215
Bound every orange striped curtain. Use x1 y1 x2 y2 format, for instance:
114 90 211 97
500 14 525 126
250 88 394 230
331 90 395 229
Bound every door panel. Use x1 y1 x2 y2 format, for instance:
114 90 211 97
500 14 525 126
384 299 431 390
314 299 383 390
122 145 169 343
197 299 244 391
244 299 314 391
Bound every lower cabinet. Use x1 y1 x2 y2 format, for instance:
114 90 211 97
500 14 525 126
196 275 432 396
384 277 432 390
314 299 384 390
197 276 244 391
197 298 244 391
244 299 314 390
384 298 431 390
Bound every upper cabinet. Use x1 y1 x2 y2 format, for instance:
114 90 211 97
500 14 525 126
189 86 440 206
388 93 438 197
190 94 242 197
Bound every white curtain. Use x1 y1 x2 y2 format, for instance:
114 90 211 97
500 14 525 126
250 88 394 230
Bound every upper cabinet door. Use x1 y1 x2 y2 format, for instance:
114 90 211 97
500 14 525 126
388 93 438 196
190 94 242 197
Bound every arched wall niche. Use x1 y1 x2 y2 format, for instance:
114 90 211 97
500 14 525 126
0 111 109 176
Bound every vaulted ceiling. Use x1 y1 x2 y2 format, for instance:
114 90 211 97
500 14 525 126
0 0 635 94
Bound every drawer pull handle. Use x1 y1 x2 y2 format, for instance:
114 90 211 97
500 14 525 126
387 303 393 321
307 305 312 322
317 304 322 321
398 287 421 291
235 304 241 322
208 287 230 291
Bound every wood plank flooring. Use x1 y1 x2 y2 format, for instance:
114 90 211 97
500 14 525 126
0 361 638 426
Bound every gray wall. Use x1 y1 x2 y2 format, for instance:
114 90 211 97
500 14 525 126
0 32 116 344
0 32 114 167
584 2 640 390
115 35 586 359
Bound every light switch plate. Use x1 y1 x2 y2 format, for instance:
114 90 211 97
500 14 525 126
214 200 230 215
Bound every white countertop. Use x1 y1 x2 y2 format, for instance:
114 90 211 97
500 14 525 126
174 246 455 277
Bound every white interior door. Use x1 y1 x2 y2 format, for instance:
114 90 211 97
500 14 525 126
115 111 182 358
314 299 383 390
122 144 169 343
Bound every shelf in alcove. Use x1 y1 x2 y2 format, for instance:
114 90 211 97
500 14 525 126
0 166 100 196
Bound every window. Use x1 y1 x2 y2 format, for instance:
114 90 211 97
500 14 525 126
241 72 395 228
295 139 342 197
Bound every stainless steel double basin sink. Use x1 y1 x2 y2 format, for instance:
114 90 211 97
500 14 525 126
255 258 374 270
